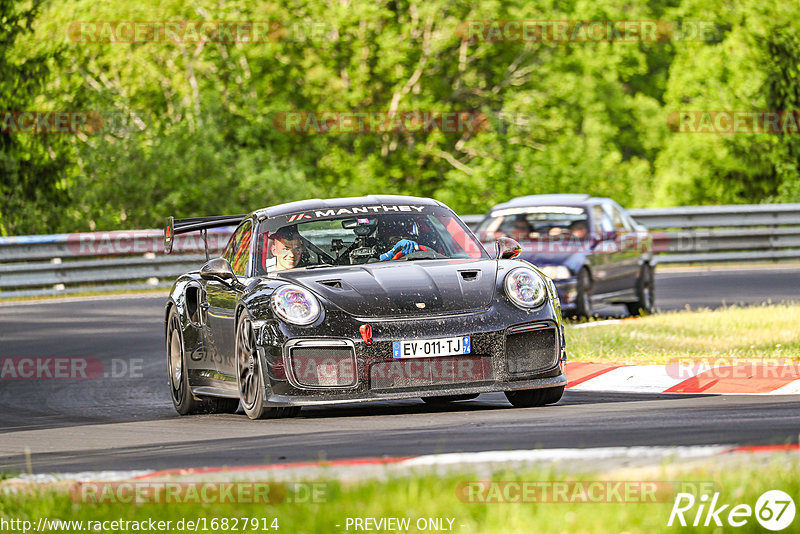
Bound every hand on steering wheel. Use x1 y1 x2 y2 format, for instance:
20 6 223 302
379 239 423 261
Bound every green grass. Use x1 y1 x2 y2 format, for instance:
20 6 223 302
2 457 798 533
566 304 800 364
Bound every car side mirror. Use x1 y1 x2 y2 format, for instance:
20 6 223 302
200 258 237 284
496 237 522 259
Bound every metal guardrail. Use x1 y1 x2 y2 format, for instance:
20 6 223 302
1 203 798 297
628 204 800 263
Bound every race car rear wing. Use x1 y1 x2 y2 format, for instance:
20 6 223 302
164 214 246 259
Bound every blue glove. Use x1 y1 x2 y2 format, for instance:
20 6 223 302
379 239 419 261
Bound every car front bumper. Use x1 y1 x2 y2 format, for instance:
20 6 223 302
254 299 567 406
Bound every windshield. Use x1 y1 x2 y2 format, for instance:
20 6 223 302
476 206 590 243
254 207 488 274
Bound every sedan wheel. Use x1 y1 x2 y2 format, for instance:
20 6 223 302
626 264 655 316
236 311 300 419
574 268 593 318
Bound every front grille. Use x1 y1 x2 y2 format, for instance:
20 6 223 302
287 345 358 388
505 326 558 375
370 356 493 391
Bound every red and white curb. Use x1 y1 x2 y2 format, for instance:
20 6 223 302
565 362 800 395
9 445 799 484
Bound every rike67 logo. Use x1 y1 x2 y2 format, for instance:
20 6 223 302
669 490 796 531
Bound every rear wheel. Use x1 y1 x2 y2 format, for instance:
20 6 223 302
626 264 655 316
167 306 239 415
236 311 300 420
505 386 564 408
421 394 479 405
574 268 593 318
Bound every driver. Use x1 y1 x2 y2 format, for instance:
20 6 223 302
377 216 423 261
569 220 590 239
269 226 305 271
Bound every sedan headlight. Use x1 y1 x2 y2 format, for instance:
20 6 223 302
504 268 547 308
271 285 322 325
540 265 571 281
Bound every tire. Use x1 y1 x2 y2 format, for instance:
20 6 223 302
167 306 239 415
421 394 479 404
626 263 655 316
236 311 300 420
505 386 564 408
574 268 593 318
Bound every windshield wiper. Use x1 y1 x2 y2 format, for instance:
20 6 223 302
303 263 337 269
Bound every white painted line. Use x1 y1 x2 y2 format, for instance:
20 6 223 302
400 446 731 468
9 445 796 486
568 365 686 393
13 470 154 483
770 379 800 395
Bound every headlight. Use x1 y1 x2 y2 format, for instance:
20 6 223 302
540 265 571 281
504 268 547 308
271 285 322 325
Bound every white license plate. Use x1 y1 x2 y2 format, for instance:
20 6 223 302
392 336 471 359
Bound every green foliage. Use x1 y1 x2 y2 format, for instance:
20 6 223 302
3 0 800 233
0 0 73 235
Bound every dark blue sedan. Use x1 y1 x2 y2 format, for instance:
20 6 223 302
476 194 655 317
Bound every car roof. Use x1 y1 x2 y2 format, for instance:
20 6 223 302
488 194 613 212
254 195 444 219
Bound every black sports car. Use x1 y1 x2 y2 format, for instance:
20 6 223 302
164 196 567 419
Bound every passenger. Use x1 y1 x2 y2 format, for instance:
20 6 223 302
569 220 590 239
511 218 534 241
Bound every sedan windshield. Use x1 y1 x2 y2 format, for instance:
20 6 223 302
476 206 590 243
255 208 488 274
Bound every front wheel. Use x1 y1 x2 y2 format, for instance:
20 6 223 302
574 268 593 318
626 264 655 316
505 386 564 408
236 311 300 420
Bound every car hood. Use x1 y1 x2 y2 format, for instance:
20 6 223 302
274 259 498 317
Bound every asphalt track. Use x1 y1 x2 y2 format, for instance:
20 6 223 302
0 267 798 474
